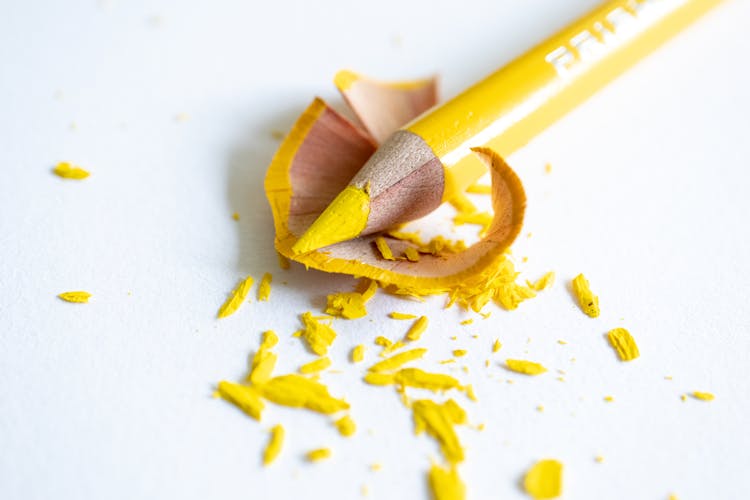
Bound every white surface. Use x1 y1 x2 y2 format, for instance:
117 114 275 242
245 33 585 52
1 1 749 499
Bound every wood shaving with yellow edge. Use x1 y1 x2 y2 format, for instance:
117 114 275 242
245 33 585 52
523 459 563 499
607 328 640 362
258 272 272 301
351 344 365 363
258 374 349 414
368 348 427 373
428 463 466 500
412 399 467 464
263 424 284 466
306 448 331 462
216 381 265 421
53 161 90 180
299 356 331 374
334 415 357 437
692 391 715 401
506 359 547 375
58 291 91 303
406 316 429 341
217 275 254 318
296 312 337 355
572 273 599 318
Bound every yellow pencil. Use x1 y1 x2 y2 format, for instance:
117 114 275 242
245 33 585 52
291 0 721 254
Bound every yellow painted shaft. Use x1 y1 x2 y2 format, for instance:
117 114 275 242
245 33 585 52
403 0 722 200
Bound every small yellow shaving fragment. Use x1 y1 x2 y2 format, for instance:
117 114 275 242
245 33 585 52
263 424 284 465
306 448 331 462
217 381 264 421
572 274 599 318
217 275 254 318
374 236 396 261
363 372 396 386
58 291 91 303
604 396 614 403
428 463 466 500
375 336 393 348
53 161 89 180
370 463 382 471
325 280 377 319
460 319 473 325
466 183 491 194
528 272 555 291
607 328 640 361
258 272 272 301
453 350 467 357
351 345 365 363
299 356 331 374
406 316 429 341
390 312 417 320
445 258 537 312
334 415 357 437
247 330 279 385
296 312 337 355
506 359 547 375
492 339 502 353
404 247 420 262
394 368 463 393
692 391 715 401
524 459 563 499
413 399 467 463
368 348 427 373
259 374 349 414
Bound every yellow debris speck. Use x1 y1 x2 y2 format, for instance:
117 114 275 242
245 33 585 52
375 336 393 348
58 291 91 303
556 377 565 382
428 463 466 500
296 312 337 355
351 345 365 363
263 424 284 466
572 274 599 318
557 340 567 345
232 212 240 221
217 381 264 421
604 396 614 403
389 312 416 320
524 459 563 499
681 394 687 402
545 163 552 174
259 374 349 414
361 484 369 497
607 328 640 362
692 391 715 401
368 348 427 373
413 399 467 464
217 275 254 318
506 359 547 376
536 405 544 412
370 463 382 472
406 316 429 341
595 455 604 464
453 349 467 357
299 356 331 374
665 375 673 381
53 161 90 180
374 236 396 260
175 112 190 122
440 359 456 365
460 318 473 326
668 495 679 500
334 415 357 437
258 272 272 301
306 448 331 462
404 246 420 262
492 339 502 353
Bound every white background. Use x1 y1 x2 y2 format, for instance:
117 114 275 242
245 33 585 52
2 1 749 499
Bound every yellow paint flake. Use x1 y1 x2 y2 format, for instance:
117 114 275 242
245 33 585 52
258 374 349 414
557 340 567 345
217 381 264 421
368 348 427 373
58 291 91 303
460 318 473 326
296 312 337 355
232 212 240 221
375 336 393 348
363 372 396 386
217 275 254 318
506 359 547 376
277 252 290 270
306 448 331 462
325 292 368 319
595 455 604 464
370 463 382 472
604 396 614 403
394 368 464 393
404 246 421 262
466 183 491 194
492 339 502 353
261 330 278 349
299 356 331 374
413 399 467 463
263 424 284 465
390 312 416 320
523 459 563 500
258 272 272 301
428 463 466 500
334 415 357 437
607 328 640 362
453 349 467 357
248 348 276 386
406 316 429 341
440 359 456 365
374 236 396 261
572 274 599 318
53 161 90 180
351 344 365 363
692 391 715 401
528 271 555 291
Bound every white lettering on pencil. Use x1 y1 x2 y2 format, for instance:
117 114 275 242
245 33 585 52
545 0 674 76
